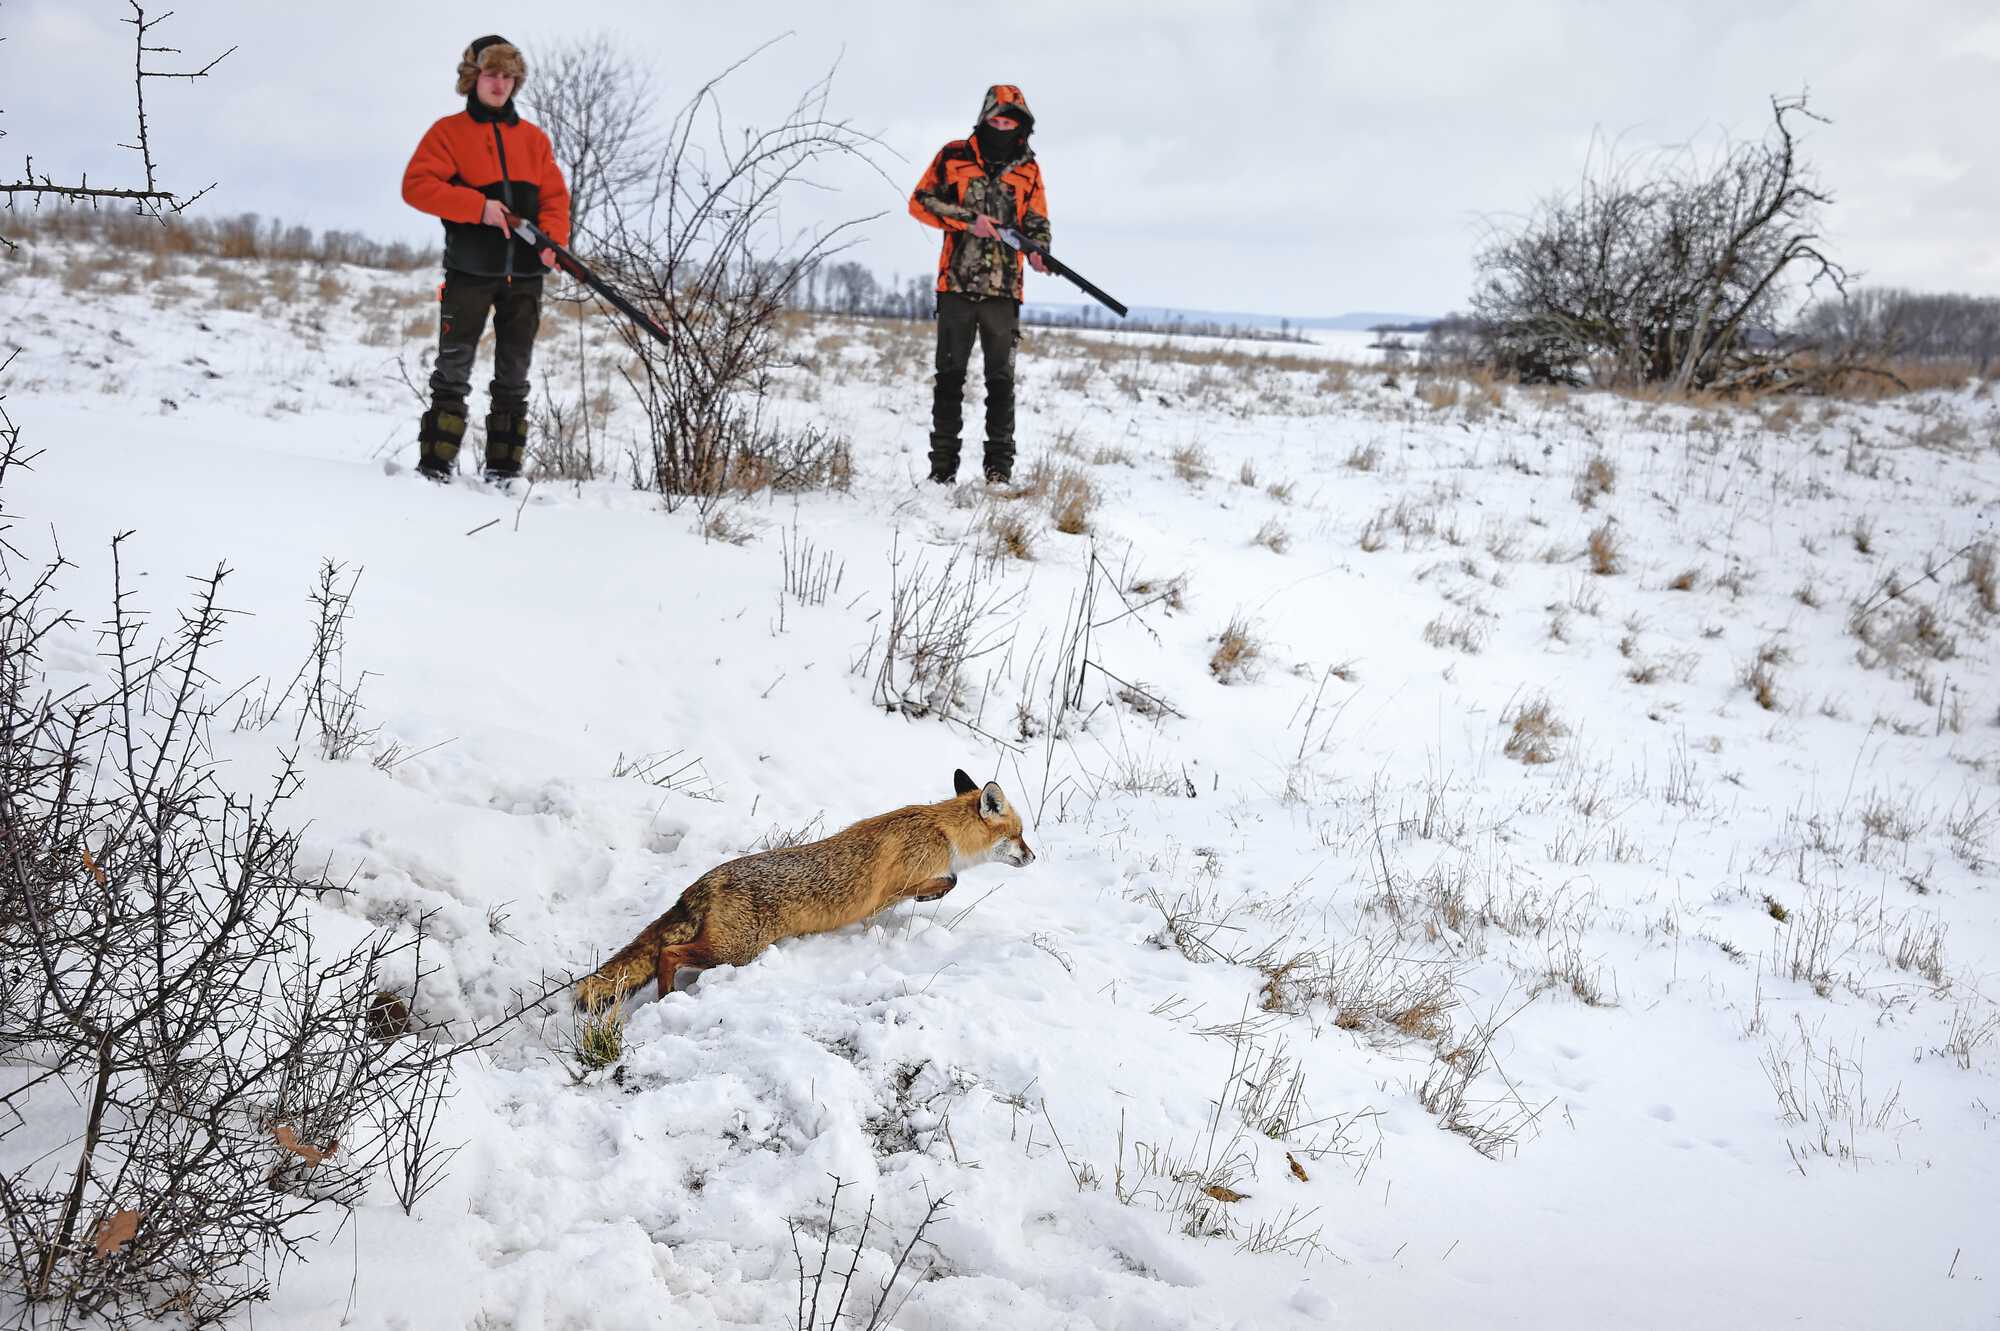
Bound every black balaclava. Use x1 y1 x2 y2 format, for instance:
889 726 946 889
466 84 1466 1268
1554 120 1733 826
975 120 1026 165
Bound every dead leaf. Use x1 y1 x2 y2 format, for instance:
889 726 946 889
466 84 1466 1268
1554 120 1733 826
1202 1185 1249 1204
92 1209 139 1260
271 1123 338 1166
81 846 107 887
1287 1152 1310 1183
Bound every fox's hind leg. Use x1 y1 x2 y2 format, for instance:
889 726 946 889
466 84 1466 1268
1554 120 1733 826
657 940 715 997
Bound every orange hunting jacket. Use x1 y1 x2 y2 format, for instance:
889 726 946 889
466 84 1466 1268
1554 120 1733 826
403 105 571 278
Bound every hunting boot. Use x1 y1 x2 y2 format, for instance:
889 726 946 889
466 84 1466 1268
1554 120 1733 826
484 408 529 482
924 427 964 484
417 403 468 481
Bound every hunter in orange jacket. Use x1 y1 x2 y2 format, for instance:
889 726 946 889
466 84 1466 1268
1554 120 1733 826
909 83 1051 302
909 85 1051 485
401 35 570 482
402 60 570 277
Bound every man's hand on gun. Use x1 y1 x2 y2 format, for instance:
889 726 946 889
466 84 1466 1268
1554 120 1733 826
976 214 1049 273
499 209 558 268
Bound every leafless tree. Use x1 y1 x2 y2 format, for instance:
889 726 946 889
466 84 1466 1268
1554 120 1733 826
585 45 888 511
1796 289 2000 376
522 34 662 248
0 3 231 250
1471 94 1847 391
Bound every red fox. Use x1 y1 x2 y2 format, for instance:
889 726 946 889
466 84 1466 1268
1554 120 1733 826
574 769 1034 1009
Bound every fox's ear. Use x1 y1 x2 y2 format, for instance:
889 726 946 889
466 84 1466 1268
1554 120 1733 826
953 769 978 796
978 781 1008 820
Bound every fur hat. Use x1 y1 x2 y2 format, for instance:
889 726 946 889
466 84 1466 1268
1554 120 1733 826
455 35 526 97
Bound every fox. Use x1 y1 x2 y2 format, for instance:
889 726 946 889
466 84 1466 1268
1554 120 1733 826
574 769 1034 1010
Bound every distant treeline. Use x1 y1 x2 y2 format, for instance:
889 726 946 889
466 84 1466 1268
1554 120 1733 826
1793 289 2000 370
12 207 1319 346
792 259 1310 343
1418 289 2000 379
5 206 437 270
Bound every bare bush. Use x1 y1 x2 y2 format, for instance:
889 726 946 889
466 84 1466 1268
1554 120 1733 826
866 537 1022 720
597 57 882 512
789 1178 949 1331
779 517 844 608
1471 95 1845 390
0 492 522 1324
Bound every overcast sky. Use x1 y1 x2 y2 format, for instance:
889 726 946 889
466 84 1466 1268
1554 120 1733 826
6 1 1997 317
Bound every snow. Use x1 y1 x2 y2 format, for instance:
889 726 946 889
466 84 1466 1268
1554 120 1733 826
5 241 2000 1329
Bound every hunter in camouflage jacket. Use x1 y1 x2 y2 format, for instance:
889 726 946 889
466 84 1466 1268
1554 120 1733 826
909 84 1051 302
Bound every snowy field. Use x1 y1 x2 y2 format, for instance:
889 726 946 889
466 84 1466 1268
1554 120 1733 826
5 241 2000 1329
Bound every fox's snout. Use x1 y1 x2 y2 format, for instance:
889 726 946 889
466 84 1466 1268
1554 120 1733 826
1006 840 1036 867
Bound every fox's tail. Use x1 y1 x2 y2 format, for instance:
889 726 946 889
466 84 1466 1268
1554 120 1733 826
574 900 699 1011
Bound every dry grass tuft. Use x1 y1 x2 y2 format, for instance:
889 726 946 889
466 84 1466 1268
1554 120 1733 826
1237 459 1259 487
1503 695 1568 764
1573 453 1616 508
575 1005 626 1071
1131 572 1189 613
1585 519 1622 576
1046 465 1098 535
1209 616 1262 683
984 507 1037 561
1667 567 1701 592
1170 443 1212 483
1344 442 1383 472
1422 610 1488 654
1265 479 1295 504
1968 543 1997 615
702 509 755 546
1742 637 1788 711
1415 378 1460 411
1252 520 1290 554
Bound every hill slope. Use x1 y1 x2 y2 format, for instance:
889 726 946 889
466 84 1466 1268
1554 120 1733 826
5 242 1999 1329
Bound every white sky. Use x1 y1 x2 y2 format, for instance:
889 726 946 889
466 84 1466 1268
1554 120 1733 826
5 0 1997 317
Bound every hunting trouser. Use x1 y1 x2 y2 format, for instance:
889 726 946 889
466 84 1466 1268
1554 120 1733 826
418 271 543 477
928 292 1020 480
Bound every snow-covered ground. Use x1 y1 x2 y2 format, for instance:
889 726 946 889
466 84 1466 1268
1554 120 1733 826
6 241 2000 1329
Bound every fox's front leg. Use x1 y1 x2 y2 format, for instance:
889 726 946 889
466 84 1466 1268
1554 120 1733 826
911 872 957 903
